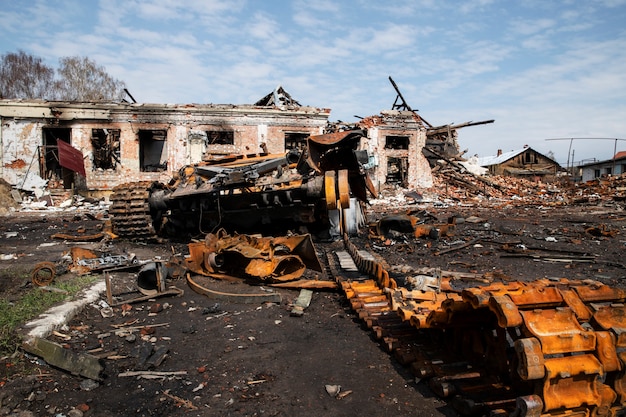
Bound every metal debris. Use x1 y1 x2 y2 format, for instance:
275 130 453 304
185 229 322 282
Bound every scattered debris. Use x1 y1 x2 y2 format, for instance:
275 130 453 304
290 289 313 317
187 273 281 304
31 261 57 286
161 389 198 411
325 384 341 397
324 384 352 399
21 337 103 381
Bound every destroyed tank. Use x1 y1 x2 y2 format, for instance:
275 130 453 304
109 130 376 240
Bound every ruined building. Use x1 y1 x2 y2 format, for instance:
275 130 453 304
0 87 460 198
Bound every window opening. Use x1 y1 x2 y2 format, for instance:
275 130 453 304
386 156 408 186
91 129 121 170
285 132 309 151
139 130 168 172
41 127 73 189
206 130 234 145
384 135 409 150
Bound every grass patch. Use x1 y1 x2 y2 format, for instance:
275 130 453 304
0 274 99 356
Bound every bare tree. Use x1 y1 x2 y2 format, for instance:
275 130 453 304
0 50 55 99
56 56 127 101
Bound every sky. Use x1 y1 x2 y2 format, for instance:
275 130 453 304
1 0 626 167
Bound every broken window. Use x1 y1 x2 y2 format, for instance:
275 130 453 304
384 135 410 150
139 130 168 172
41 127 74 189
285 132 309 151
386 156 408 187
605 167 613 176
206 130 234 145
523 152 537 164
594 169 601 178
91 129 120 170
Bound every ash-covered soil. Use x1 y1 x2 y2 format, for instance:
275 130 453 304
0 198 624 417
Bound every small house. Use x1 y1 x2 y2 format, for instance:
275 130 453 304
477 146 561 181
578 151 626 182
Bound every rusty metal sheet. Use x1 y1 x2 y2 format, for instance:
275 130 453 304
308 130 365 147
306 130 364 173
57 139 86 177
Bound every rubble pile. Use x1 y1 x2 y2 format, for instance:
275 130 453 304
0 179 19 215
569 174 626 203
426 163 626 208
425 160 558 204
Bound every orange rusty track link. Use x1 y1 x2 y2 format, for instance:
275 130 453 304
333 234 626 417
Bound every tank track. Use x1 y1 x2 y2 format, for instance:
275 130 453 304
332 235 626 417
109 182 159 240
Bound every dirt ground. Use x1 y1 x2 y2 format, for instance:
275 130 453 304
0 193 624 417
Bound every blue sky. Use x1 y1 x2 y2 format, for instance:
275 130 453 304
1 0 626 166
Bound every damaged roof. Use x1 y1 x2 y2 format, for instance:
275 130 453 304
254 85 301 107
477 146 557 167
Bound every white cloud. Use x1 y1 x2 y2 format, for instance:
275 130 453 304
510 18 556 36
247 12 284 42
459 0 497 14
1 0 625 163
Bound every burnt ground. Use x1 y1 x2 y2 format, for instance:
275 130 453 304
0 199 625 417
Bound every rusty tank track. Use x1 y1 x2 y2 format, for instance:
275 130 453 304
330 234 626 417
109 182 159 240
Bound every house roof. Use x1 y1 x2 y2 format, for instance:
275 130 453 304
477 146 559 168
477 148 526 167
579 152 626 168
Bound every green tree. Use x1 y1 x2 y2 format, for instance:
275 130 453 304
56 56 126 101
0 50 55 99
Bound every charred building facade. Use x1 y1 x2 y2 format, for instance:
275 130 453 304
0 96 437 197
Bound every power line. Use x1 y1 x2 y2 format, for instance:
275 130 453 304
544 138 626 172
